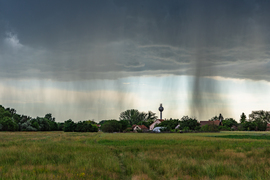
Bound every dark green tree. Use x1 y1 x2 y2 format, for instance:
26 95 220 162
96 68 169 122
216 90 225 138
179 116 200 130
64 119 76 132
158 119 180 131
101 120 122 132
222 118 238 128
240 113 247 124
0 117 18 131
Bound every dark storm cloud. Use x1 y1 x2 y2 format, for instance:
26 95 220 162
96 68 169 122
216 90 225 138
1 0 270 81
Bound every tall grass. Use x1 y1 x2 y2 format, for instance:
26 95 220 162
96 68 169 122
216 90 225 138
0 131 270 179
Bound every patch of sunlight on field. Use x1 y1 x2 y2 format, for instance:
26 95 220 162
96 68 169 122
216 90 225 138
1 131 270 179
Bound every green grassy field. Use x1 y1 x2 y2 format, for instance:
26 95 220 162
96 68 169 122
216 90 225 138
1 131 270 179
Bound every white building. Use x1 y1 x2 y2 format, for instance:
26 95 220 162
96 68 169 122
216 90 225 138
149 119 164 130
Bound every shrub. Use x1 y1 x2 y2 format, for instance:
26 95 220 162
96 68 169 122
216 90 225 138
64 119 76 132
201 124 219 132
101 120 122 132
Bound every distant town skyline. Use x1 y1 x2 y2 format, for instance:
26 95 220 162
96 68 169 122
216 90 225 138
1 0 270 122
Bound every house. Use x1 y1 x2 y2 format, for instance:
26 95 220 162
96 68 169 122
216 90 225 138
231 125 238 131
149 119 165 130
200 120 222 127
132 125 148 132
266 124 270 131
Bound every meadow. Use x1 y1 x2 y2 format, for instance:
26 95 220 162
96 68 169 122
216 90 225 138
1 131 270 179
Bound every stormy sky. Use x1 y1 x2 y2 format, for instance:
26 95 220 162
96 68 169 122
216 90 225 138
1 0 270 122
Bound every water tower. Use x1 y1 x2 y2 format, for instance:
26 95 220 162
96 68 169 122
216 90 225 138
158 103 164 119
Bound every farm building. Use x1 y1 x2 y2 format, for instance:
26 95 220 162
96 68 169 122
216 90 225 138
132 125 149 132
149 119 164 130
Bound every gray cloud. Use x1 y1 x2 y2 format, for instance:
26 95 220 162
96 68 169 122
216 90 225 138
0 0 270 82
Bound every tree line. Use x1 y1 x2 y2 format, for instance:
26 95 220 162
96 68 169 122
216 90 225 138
1 104 270 132
100 109 270 132
0 105 98 132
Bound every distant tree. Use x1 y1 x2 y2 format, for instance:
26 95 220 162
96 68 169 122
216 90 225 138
30 119 40 130
179 116 200 130
48 120 58 131
0 117 18 131
38 117 50 131
119 109 141 125
64 119 76 132
201 124 219 132
240 113 247 124
249 111 270 123
249 110 270 131
101 120 122 132
119 120 129 131
119 109 157 125
158 119 180 131
45 113 54 121
222 118 238 128
209 116 218 121
242 121 257 131
57 122 65 131
219 113 224 122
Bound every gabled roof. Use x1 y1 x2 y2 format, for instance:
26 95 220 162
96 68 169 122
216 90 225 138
200 121 212 126
137 125 148 130
132 124 148 130
266 124 270 131
213 120 222 126
200 120 222 126
156 119 164 122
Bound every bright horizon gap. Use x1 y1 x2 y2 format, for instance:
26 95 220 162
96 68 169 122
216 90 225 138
1 75 270 123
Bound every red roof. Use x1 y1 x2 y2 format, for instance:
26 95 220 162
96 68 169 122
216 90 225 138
137 125 148 130
156 119 165 122
132 124 148 130
200 120 222 127
266 124 270 131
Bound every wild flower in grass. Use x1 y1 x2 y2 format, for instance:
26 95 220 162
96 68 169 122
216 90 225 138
77 172 85 177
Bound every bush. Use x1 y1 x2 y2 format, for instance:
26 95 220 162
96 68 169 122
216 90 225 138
0 117 18 131
183 126 190 132
219 126 231 131
101 120 122 132
200 124 219 132
64 119 76 132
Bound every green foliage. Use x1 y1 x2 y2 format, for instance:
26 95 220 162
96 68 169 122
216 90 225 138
64 119 76 132
209 116 218 121
182 126 190 132
249 110 270 123
179 116 200 130
219 126 231 131
57 122 65 131
240 112 247 124
157 119 180 131
119 120 129 130
101 120 122 132
222 118 238 128
0 117 18 131
31 120 40 130
247 110 270 131
201 124 219 132
119 109 157 125
74 121 98 132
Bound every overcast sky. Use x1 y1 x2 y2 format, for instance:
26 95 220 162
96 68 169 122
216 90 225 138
1 0 270 122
